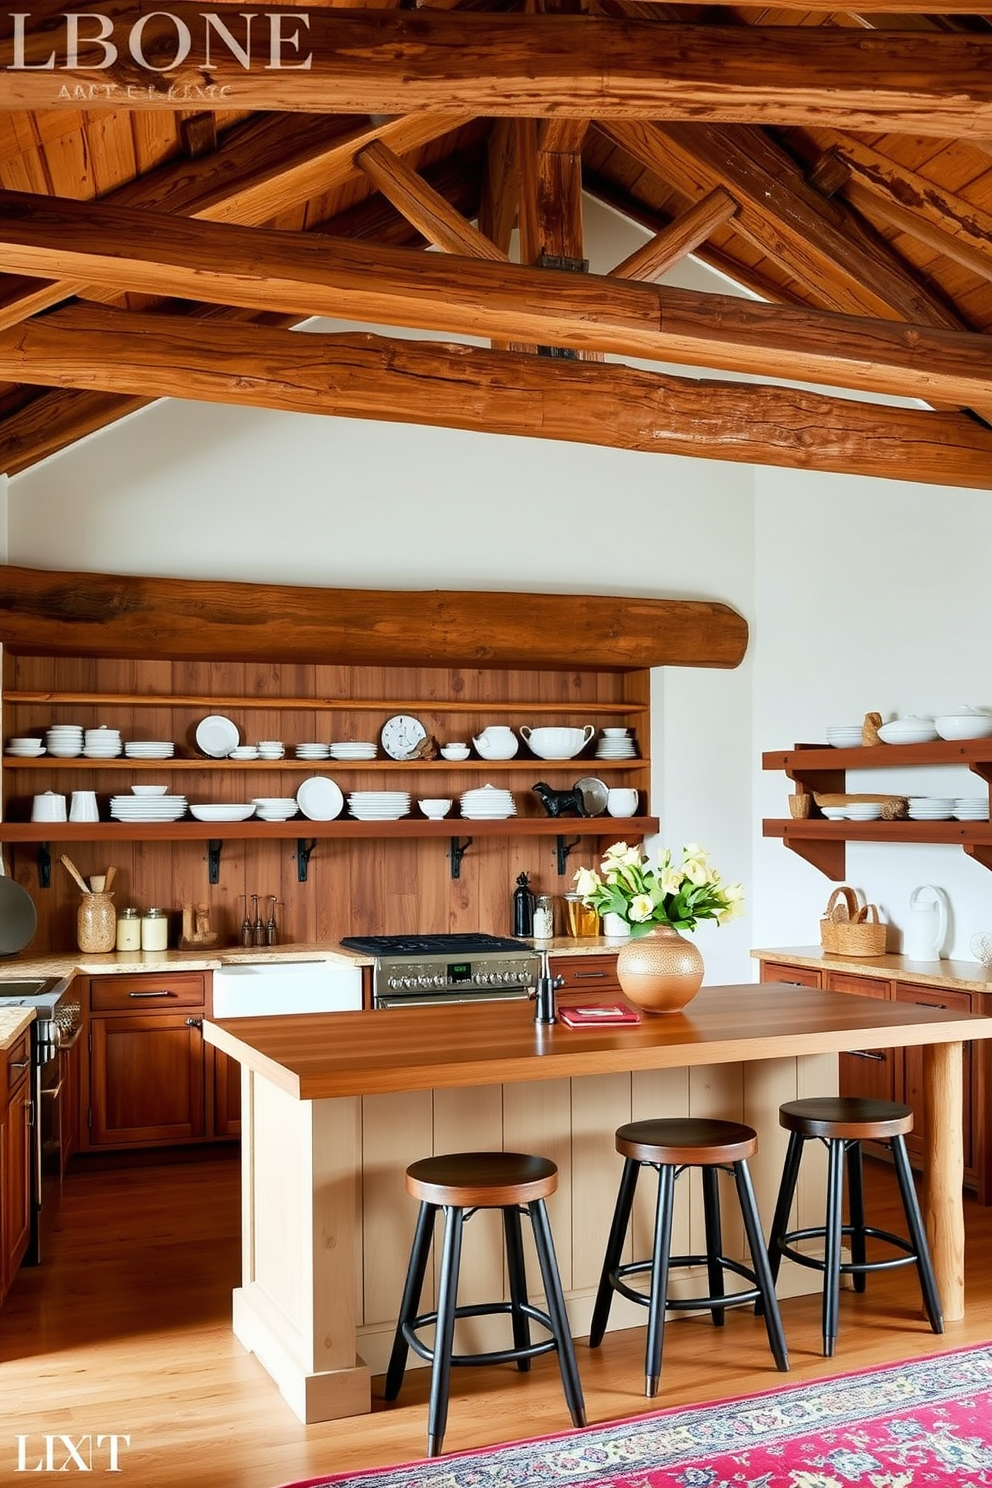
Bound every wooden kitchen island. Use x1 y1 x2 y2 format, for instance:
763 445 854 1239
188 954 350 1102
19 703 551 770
205 982 992 1424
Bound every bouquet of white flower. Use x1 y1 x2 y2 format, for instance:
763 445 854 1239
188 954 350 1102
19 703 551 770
574 841 744 937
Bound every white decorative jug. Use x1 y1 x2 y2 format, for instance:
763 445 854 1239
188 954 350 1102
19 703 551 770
471 726 519 759
904 885 948 962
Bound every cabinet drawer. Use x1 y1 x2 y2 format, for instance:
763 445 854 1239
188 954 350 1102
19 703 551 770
6 1032 31 1093
825 970 892 1000
90 972 206 1013
553 955 620 993
760 961 822 988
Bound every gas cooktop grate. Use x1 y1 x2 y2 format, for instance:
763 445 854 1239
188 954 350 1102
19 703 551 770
340 933 532 956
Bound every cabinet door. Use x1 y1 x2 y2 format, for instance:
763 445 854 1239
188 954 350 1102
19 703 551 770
823 970 896 1103
2 1071 33 1296
211 1048 241 1139
897 982 973 1174
759 961 823 988
89 1015 206 1147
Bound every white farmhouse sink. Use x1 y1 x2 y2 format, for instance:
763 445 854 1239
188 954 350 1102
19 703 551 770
212 960 362 1017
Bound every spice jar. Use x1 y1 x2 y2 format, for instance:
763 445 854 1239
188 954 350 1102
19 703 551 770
115 907 141 952
77 892 116 953
533 894 554 940
140 907 169 951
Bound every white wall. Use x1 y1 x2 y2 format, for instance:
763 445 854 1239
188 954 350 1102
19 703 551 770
7 197 986 975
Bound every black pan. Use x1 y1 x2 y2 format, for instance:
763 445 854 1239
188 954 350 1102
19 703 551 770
0 872 38 956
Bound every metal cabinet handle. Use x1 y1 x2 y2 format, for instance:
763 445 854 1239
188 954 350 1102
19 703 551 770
186 1017 203 1029
912 1000 947 1010
128 989 176 998
7 1059 30 1071
41 1079 65 1100
848 1050 886 1061
574 970 608 980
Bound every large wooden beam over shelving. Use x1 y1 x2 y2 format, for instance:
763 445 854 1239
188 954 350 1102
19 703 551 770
0 565 748 671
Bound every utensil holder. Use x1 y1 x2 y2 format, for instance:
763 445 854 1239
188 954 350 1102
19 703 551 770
788 792 812 819
77 891 116 953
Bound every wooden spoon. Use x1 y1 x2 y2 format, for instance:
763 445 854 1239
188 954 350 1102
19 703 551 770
60 854 90 895
104 865 117 893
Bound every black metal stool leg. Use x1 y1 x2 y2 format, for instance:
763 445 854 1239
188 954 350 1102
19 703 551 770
589 1157 639 1348
846 1139 868 1292
733 1158 789 1372
890 1135 944 1335
701 1164 726 1327
503 1204 532 1372
384 1200 437 1400
528 1199 587 1427
426 1206 464 1457
644 1163 675 1398
822 1138 845 1357
766 1131 804 1293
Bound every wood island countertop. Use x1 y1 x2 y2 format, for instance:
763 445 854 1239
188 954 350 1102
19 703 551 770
204 979 992 1102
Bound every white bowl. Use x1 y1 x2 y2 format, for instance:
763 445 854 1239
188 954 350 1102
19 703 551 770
189 803 256 822
440 744 470 761
131 784 169 796
820 805 848 820
935 714 992 740
519 725 595 760
419 798 453 819
876 720 939 745
843 803 883 821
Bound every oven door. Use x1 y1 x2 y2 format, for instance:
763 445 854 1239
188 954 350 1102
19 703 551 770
373 988 531 1009
30 1031 66 1265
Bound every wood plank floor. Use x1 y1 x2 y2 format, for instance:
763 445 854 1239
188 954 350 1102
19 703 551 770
1 1147 991 1488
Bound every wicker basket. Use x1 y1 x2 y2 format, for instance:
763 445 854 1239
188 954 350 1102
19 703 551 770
819 885 887 957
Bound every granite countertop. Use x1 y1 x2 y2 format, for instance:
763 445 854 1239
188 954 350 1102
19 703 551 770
753 945 992 996
0 1006 34 1051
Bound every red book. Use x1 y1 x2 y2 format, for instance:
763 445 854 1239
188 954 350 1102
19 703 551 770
557 1003 640 1027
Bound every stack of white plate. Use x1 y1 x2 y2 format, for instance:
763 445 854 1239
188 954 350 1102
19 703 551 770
595 733 637 760
46 725 83 758
296 742 330 760
256 741 285 760
110 793 187 822
252 796 298 821
189 803 256 822
229 745 259 760
347 790 410 821
825 725 864 748
953 797 990 821
329 742 377 761
6 737 45 756
877 718 939 745
83 726 122 758
460 785 516 820
125 741 175 759
907 796 956 820
843 802 883 821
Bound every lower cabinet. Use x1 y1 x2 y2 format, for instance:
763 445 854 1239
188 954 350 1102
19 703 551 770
83 971 235 1150
212 1049 241 1139
759 958 984 1200
1 1032 33 1299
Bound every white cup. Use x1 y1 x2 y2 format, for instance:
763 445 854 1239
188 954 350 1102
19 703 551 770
69 790 99 822
601 728 630 738
607 788 639 818
32 791 67 823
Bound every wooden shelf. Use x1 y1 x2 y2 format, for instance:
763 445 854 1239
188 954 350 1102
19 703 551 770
0 816 657 843
5 691 649 715
2 755 646 773
764 739 992 778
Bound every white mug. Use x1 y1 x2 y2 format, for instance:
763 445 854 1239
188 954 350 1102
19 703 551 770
69 790 100 823
32 791 67 823
607 788 639 818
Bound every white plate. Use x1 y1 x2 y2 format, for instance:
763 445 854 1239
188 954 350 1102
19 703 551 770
297 776 344 821
189 804 256 822
196 714 240 758
876 722 939 745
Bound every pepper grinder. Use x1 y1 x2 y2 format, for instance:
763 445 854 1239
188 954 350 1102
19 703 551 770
534 946 563 1025
240 894 252 948
266 896 278 946
252 894 266 947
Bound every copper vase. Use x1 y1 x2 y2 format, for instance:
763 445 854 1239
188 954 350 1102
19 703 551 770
615 924 704 1014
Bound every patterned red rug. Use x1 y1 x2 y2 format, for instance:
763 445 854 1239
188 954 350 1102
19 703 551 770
280 1343 992 1487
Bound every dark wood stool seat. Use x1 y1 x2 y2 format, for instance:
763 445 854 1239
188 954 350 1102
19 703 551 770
589 1118 789 1397
767 1096 943 1357
385 1150 586 1456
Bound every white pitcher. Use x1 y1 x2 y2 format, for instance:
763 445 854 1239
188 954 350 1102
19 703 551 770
904 885 948 962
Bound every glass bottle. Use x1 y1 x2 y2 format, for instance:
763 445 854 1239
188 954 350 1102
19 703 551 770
77 892 116 953
141 907 169 951
513 872 535 938
115 906 141 952
533 894 554 940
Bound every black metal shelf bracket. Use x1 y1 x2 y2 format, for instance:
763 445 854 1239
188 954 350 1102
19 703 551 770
296 838 317 882
37 841 51 888
556 835 581 876
449 837 473 879
207 839 223 885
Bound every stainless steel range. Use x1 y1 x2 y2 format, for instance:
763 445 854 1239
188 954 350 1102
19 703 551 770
0 977 82 1263
340 933 540 1008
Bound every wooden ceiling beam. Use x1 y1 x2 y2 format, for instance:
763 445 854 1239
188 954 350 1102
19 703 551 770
1 307 989 490
602 122 963 328
610 188 740 282
478 119 518 258
845 180 992 286
356 140 507 260
0 189 987 407
0 111 469 333
5 11 992 136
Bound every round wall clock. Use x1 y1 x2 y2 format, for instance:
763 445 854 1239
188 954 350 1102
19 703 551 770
380 714 427 761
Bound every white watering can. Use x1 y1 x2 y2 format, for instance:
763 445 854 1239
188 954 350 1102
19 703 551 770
903 885 949 962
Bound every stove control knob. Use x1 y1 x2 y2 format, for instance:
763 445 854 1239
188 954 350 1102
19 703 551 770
431 975 446 987
386 976 401 990
417 976 432 988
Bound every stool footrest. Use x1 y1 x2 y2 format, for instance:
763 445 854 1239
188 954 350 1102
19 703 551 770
776 1224 919 1276
610 1254 763 1313
402 1301 559 1369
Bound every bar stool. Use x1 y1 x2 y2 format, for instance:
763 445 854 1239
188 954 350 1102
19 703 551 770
589 1118 790 1396
384 1150 586 1456
766 1096 943 1357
